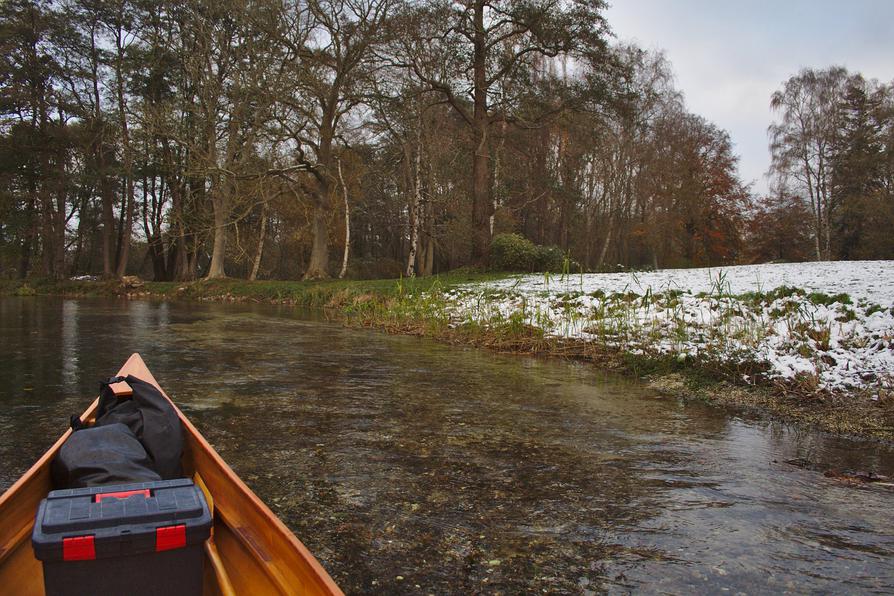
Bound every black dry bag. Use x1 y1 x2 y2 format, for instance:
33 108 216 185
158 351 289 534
50 423 162 488
94 375 184 480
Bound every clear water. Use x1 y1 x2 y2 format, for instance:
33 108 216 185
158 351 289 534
1 297 892 594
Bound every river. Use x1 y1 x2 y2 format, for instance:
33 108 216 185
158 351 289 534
1 297 892 594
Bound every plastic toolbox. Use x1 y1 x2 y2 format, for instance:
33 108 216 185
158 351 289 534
32 478 211 596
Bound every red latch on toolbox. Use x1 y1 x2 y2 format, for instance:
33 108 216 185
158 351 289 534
95 489 151 503
155 524 186 552
62 535 95 561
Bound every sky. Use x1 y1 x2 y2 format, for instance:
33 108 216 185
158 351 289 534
604 0 894 195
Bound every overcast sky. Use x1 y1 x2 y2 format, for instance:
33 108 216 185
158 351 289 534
604 0 894 195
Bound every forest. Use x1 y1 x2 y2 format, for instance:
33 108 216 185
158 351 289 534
1 0 892 282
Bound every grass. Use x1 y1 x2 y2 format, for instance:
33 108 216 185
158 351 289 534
0 272 509 308
340 278 810 390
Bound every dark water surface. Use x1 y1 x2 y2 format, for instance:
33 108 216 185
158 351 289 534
2 297 893 594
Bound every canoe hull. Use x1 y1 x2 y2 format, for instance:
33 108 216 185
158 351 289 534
0 354 342 596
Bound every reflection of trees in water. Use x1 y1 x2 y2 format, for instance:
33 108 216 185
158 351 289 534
0 299 87 490
61 300 79 388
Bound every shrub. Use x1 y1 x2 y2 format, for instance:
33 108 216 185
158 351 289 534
490 234 580 273
490 233 569 273
534 245 565 273
14 283 36 296
490 233 537 271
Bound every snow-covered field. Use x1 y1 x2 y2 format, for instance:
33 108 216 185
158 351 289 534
444 261 894 392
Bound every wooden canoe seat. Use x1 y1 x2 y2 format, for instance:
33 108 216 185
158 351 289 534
109 380 133 398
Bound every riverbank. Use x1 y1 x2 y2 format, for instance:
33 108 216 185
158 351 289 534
4 262 893 442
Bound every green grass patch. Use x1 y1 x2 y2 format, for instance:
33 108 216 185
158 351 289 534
739 285 806 306
836 308 858 323
864 303 885 316
806 291 852 306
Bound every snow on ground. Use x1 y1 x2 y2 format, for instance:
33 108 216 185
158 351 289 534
444 261 894 393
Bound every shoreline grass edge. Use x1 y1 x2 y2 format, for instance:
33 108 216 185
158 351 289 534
3 275 892 444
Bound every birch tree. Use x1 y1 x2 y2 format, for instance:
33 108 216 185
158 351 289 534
769 67 848 261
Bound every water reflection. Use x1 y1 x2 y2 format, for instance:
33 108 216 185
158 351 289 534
61 300 79 388
1 297 892 594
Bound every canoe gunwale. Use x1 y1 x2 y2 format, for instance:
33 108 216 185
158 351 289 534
0 398 98 568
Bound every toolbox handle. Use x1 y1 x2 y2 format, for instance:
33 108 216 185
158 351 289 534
94 488 151 502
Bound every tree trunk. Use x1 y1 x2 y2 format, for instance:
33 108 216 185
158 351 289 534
470 0 492 261
71 190 90 276
491 120 506 237
422 199 435 277
249 202 267 281
169 180 192 281
40 191 53 278
88 28 114 279
114 179 134 277
406 126 423 277
804 160 822 261
337 159 350 280
304 203 330 280
423 236 434 276
143 181 167 281
597 215 613 268
206 191 229 279
817 148 833 260
52 163 67 279
171 233 190 281
188 244 200 280
19 193 36 279
304 115 335 280
471 127 492 260
584 209 592 270
38 144 58 279
113 24 134 279
206 96 241 280
101 175 115 278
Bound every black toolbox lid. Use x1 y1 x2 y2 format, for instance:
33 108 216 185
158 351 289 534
32 478 211 562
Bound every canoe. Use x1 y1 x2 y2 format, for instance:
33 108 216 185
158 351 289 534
0 353 343 596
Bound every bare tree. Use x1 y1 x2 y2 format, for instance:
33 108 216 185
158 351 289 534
275 0 394 280
769 67 848 261
179 0 287 278
391 0 610 261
